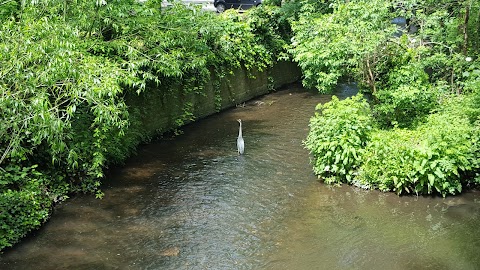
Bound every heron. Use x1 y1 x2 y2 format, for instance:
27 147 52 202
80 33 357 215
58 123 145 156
237 119 244 155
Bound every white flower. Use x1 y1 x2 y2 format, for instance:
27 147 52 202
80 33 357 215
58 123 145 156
466 57 473 62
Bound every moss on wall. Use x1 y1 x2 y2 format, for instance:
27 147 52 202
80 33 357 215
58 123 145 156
124 61 301 143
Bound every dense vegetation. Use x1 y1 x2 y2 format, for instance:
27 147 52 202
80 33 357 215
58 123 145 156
0 0 288 250
301 0 480 196
2 0 478 251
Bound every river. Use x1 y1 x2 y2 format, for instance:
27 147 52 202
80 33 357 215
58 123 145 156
1 83 480 269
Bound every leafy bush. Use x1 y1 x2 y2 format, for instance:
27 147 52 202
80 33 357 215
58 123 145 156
304 94 373 184
212 9 274 71
0 1 287 250
0 165 53 249
295 0 480 197
462 59 480 95
247 4 291 61
289 0 395 93
373 84 439 128
306 93 480 196
358 108 480 196
0 16 131 188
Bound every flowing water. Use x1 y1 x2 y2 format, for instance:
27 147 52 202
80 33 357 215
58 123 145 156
1 83 480 269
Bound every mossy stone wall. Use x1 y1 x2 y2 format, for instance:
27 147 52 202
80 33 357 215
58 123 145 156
125 61 301 139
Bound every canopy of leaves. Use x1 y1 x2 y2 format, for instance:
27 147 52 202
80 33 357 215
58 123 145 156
0 0 286 250
289 0 395 93
300 0 480 196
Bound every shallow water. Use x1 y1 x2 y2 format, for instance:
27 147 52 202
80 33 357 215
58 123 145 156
1 83 480 269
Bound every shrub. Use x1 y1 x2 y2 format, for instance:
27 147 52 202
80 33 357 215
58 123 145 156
358 109 480 196
304 94 374 184
371 56 442 128
0 165 53 250
289 0 395 93
373 84 439 128
0 1 288 251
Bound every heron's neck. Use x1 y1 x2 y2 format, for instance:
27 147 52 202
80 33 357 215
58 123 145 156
238 122 242 137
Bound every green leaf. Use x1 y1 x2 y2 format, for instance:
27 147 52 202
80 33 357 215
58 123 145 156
434 169 444 179
428 174 435 187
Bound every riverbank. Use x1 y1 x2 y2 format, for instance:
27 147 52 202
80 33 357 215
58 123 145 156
2 84 479 269
0 2 294 251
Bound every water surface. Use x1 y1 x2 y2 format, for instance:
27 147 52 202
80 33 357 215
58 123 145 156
1 83 479 269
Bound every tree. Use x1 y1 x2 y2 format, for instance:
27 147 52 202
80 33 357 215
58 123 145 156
289 0 395 93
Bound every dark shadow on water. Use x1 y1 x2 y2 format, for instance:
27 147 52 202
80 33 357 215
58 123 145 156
334 81 359 99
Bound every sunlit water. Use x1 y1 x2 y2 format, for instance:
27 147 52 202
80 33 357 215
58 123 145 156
1 83 480 269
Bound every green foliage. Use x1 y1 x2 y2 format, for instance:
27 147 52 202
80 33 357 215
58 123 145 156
0 11 130 250
358 104 480 196
175 102 195 127
0 0 286 250
289 0 395 93
465 0 480 53
298 0 480 196
462 59 480 95
0 15 131 181
214 9 274 71
373 84 439 128
286 0 478 97
0 0 18 19
304 95 373 184
247 4 291 61
370 44 440 128
306 93 480 196
0 165 53 249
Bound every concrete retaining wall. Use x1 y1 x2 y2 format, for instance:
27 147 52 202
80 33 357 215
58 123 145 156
125 61 301 140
